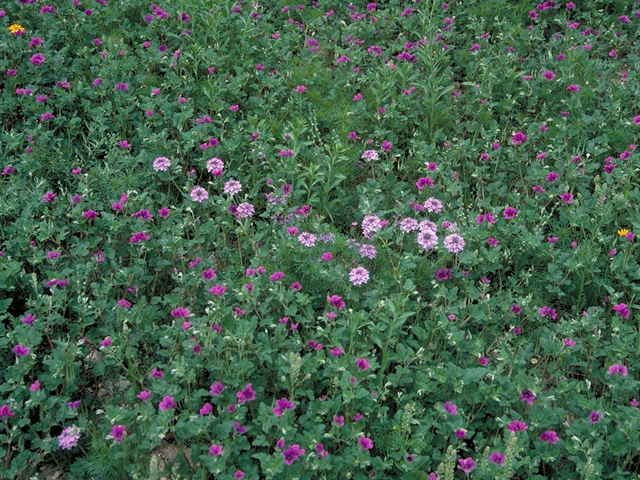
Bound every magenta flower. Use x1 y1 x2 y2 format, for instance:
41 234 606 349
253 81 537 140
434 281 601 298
612 303 630 319
561 192 573 204
21 314 36 326
503 206 518 219
508 420 528 432
208 443 223 456
327 295 345 309
136 390 152 401
273 397 295 417
0 405 15 420
13 345 30 357
206 383 224 400
359 436 373 450
237 383 256 403
512 131 528 145
489 451 505 466
589 411 600 423
159 396 176 411
171 307 190 318
542 70 556 80
130 232 149 243
455 429 467 439
539 306 557 320
539 430 559 444
110 425 126 442
149 368 163 379
443 401 458 415
357 358 371 371
208 284 227 296
270 271 284 281
30 53 46 66
567 84 580 92
564 338 576 347
295 85 307 93
608 364 628 376
457 457 476 473
520 389 535 405
283 444 305 465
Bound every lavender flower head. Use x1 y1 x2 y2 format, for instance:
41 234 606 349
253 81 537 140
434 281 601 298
443 233 465 253
349 266 370 286
361 150 379 161
153 156 171 171
58 426 81 450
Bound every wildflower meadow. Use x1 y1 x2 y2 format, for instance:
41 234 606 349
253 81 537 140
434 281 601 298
2 0 640 479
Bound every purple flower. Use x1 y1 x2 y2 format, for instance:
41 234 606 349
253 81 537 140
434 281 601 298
209 444 223 456
130 232 149 243
236 202 255 218
110 425 126 442
539 306 557 320
137 390 152 401
608 364 628 376
58 426 81 450
190 186 208 203
512 131 528 145
171 307 190 318
612 303 630 319
508 420 528 432
357 358 371 371
539 430 559 444
561 192 573 204
0 405 15 419
298 232 317 247
443 233 465 253
273 397 295 417
233 421 247 434
503 206 518 219
349 266 370 286
159 396 176 411
521 389 535 405
224 179 242 195
153 157 171 171
489 451 505 466
443 401 458 415
283 444 306 465
362 149 379 161
436 269 453 281
589 411 600 423
359 436 373 450
237 383 256 403
13 345 30 356
30 53 46 66
457 457 476 473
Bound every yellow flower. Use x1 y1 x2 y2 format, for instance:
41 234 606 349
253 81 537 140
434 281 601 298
9 24 26 35
617 229 630 236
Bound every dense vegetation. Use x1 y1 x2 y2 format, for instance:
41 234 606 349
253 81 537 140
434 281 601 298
1 0 640 478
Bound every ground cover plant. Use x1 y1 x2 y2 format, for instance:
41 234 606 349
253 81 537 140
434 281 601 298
1 0 640 478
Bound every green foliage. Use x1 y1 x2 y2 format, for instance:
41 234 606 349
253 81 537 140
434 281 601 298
1 0 640 479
